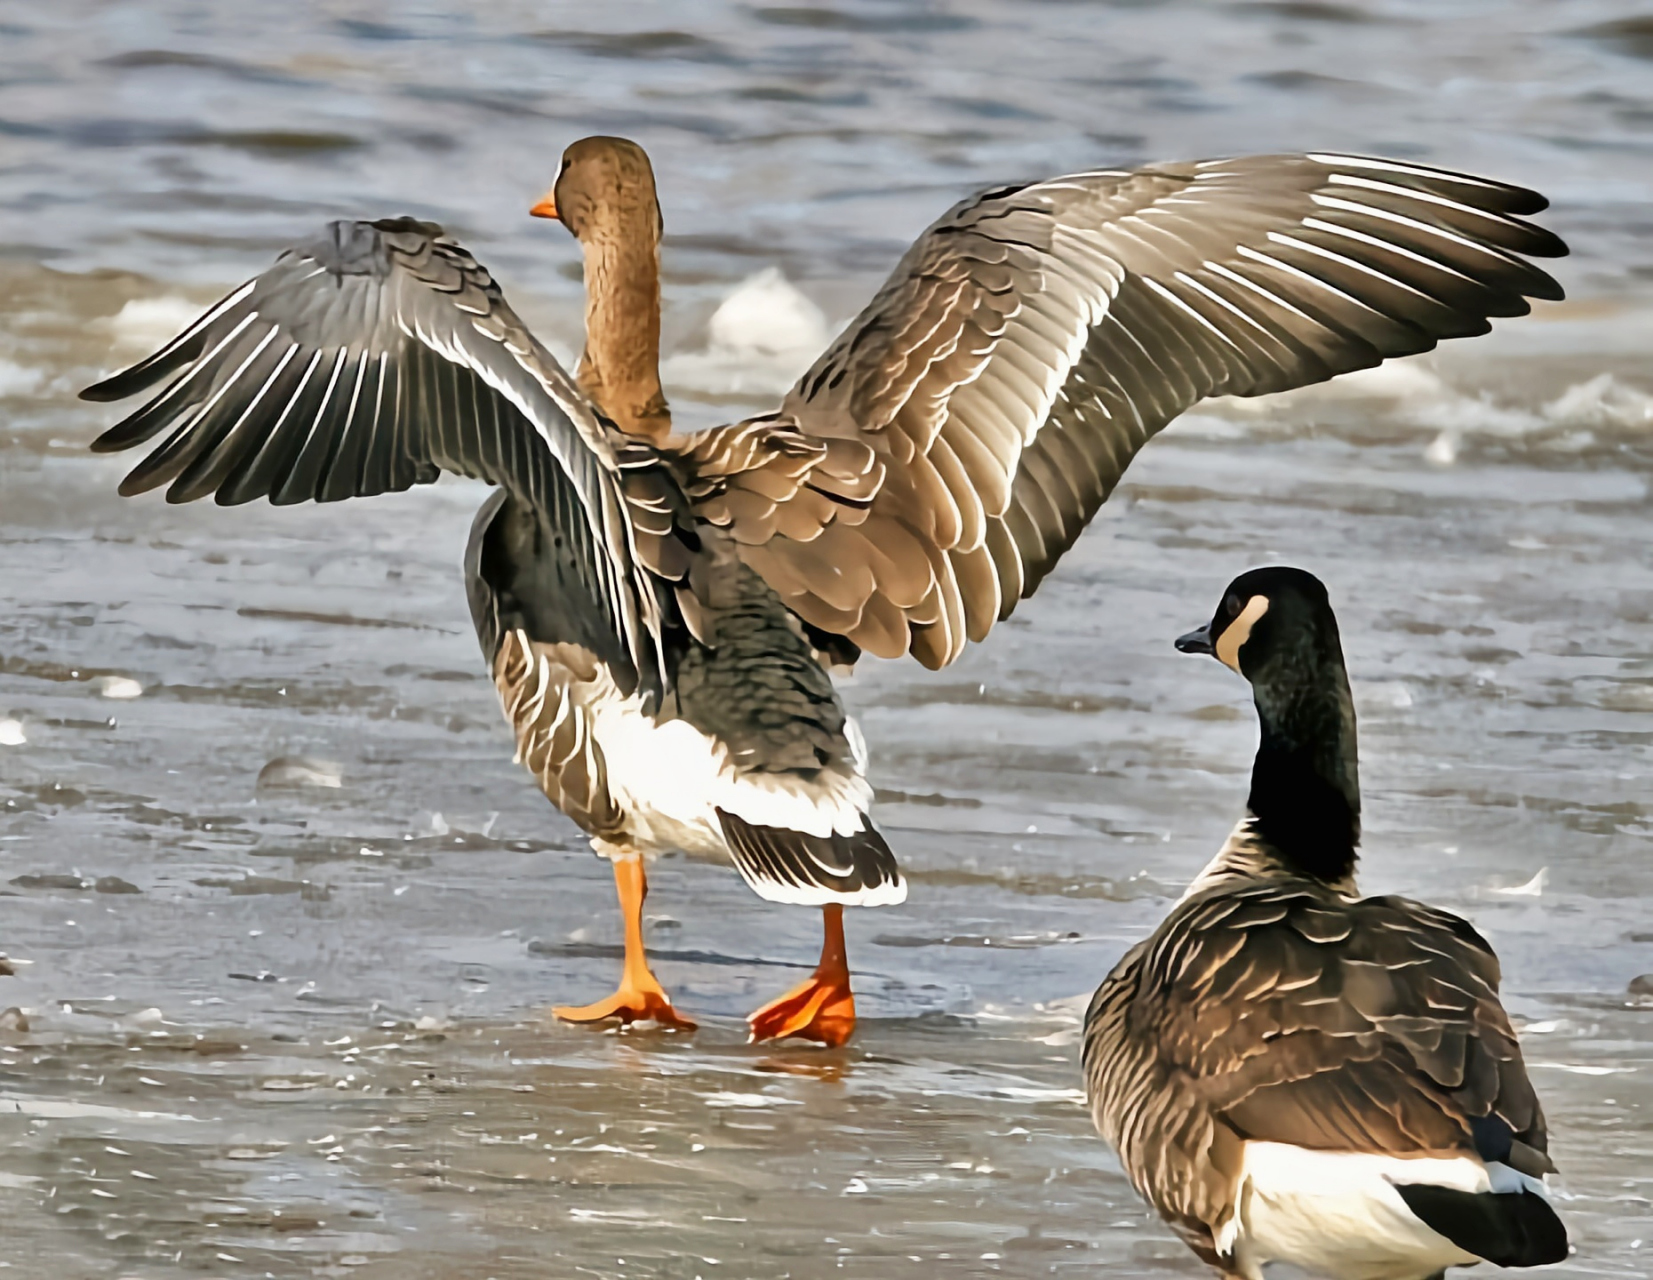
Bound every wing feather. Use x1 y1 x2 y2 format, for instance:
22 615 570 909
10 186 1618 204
618 153 1560 668
685 154 1562 665
84 217 676 695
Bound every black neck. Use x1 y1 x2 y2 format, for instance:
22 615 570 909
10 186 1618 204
1247 671 1361 884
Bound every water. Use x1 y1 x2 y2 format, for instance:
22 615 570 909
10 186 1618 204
3 2 1653 1275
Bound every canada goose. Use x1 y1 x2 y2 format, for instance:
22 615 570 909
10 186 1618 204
83 138 1564 1045
1082 567 1567 1280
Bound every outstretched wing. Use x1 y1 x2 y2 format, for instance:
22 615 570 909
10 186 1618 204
1084 883 1551 1247
83 218 680 697
694 154 1566 667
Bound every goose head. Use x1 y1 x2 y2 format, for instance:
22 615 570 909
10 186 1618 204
1178 566 1361 882
1175 565 1341 687
531 135 663 246
529 136 670 441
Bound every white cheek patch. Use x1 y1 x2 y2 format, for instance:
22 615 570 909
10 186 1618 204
1217 595 1270 673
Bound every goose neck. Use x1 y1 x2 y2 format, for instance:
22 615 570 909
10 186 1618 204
1244 662 1362 886
579 228 669 443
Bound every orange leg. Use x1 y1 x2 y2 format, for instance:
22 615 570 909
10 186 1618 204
747 905 855 1046
554 859 696 1031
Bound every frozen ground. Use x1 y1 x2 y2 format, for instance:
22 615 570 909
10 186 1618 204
3 2 1653 1275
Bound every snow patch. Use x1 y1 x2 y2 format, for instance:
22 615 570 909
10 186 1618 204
1490 867 1547 897
664 268 829 399
1356 681 1413 712
1210 356 1653 459
707 267 827 356
1543 373 1653 430
1529 1061 1634 1076
256 755 343 790
702 1091 803 1109
1423 429 1457 466
0 359 44 398
105 295 207 352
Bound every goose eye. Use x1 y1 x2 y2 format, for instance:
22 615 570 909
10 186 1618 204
1224 593 1243 618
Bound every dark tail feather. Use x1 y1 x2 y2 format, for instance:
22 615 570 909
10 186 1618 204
1395 1184 1567 1268
717 809 905 907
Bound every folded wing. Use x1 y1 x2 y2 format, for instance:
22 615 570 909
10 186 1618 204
1085 884 1552 1243
698 154 1566 667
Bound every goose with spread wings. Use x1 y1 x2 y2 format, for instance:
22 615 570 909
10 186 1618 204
84 135 1565 1044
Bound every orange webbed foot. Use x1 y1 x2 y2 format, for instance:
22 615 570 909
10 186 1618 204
747 971 855 1046
556 857 695 1030
554 981 696 1031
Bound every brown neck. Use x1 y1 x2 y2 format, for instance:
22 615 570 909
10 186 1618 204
576 224 670 444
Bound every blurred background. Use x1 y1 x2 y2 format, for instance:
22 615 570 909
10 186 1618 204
2 3 1651 1277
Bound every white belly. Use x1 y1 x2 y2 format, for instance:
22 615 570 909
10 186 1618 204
575 675 871 861
1225 1143 1538 1280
